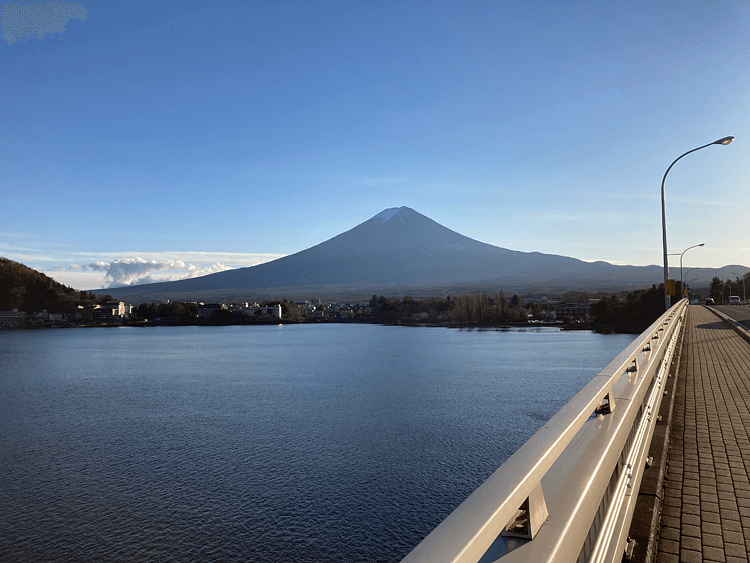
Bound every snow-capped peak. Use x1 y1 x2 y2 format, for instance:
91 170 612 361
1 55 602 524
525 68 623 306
374 207 406 223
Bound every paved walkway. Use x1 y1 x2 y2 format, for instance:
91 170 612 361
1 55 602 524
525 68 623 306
656 305 750 563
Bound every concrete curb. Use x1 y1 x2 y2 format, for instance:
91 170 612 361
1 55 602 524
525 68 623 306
627 307 687 562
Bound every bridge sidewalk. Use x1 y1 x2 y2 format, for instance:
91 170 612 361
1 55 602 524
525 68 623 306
656 305 750 563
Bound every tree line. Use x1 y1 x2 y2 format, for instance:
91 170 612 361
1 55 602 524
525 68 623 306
0 258 106 313
708 273 749 302
589 284 665 333
368 292 537 324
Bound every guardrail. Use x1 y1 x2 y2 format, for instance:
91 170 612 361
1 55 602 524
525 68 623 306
402 299 689 563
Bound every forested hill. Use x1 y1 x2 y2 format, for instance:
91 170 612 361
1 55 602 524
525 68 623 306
0 258 103 313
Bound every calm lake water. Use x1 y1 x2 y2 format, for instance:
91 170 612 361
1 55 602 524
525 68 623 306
0 324 635 562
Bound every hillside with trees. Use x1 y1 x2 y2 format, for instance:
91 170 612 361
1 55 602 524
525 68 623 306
0 257 104 313
708 273 750 303
590 284 665 333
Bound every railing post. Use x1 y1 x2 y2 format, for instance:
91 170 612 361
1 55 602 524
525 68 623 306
502 482 549 540
596 389 615 414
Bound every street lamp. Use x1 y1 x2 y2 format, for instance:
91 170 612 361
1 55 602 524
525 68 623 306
685 277 700 300
730 271 747 303
661 136 734 311
680 243 704 293
683 267 700 299
684 267 700 281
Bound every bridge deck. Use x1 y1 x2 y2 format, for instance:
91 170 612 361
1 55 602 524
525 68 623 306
656 305 750 563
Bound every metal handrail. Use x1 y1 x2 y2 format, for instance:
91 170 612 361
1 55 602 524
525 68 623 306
402 299 688 563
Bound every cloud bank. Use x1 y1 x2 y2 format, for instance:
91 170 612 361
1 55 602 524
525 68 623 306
1 249 285 290
87 257 234 287
2 1 87 46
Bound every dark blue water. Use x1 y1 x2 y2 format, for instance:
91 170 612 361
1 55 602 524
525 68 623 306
0 324 635 562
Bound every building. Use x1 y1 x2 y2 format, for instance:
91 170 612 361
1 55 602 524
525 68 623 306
0 309 26 327
556 302 591 321
93 301 131 322
241 304 282 319
197 303 227 319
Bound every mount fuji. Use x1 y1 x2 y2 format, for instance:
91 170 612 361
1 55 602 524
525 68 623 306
100 206 684 302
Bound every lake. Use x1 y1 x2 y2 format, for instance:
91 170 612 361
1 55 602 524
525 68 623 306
0 324 635 562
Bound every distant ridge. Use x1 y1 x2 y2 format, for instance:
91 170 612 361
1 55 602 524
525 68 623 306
100 207 748 303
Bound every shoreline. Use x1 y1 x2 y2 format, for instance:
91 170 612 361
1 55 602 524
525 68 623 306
1 317 641 334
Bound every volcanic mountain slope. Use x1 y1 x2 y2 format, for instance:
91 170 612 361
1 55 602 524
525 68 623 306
102 206 666 301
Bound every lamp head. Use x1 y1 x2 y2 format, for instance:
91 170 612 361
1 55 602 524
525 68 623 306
715 136 734 145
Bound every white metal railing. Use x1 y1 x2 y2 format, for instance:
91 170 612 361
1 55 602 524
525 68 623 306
401 299 688 563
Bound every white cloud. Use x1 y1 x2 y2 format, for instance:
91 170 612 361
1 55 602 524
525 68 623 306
82 257 235 287
2 1 87 46
0 249 284 290
88 261 110 272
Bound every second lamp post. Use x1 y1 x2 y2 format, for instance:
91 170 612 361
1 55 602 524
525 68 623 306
661 136 734 311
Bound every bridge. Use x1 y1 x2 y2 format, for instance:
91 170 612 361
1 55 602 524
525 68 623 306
401 300 750 563
654 304 750 563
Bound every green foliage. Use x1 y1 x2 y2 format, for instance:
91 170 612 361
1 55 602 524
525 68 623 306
160 301 198 321
211 308 235 324
0 257 98 313
450 291 530 324
709 277 724 302
709 273 749 302
367 294 453 321
130 301 199 322
591 284 664 333
134 302 158 320
280 300 305 322
364 291 538 324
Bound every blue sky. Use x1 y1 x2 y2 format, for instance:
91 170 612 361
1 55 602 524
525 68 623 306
2 0 748 290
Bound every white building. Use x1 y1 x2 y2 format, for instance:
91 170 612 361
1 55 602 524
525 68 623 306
241 304 282 319
94 301 131 321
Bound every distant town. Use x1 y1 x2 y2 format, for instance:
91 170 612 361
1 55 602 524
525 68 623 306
0 290 703 334
2 257 748 333
0 294 593 329
0 296 612 334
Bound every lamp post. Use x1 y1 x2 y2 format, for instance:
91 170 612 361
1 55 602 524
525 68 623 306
686 276 700 300
680 243 704 294
684 267 700 282
681 268 700 299
661 136 734 311
730 271 747 303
